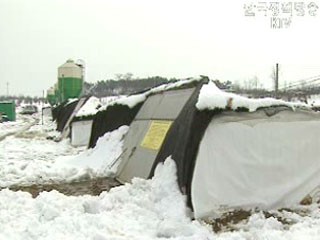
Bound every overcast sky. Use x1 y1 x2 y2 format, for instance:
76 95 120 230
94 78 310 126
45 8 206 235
1 0 320 96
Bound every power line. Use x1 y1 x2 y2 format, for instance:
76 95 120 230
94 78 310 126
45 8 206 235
293 81 320 90
285 78 320 90
279 75 320 89
279 76 320 90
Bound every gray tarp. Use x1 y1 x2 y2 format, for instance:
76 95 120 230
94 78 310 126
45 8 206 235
192 109 320 218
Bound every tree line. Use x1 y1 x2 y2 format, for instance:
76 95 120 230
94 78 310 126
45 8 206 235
0 95 45 105
83 75 178 97
2 73 320 103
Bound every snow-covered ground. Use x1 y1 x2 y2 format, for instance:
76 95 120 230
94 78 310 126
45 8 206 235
307 94 320 107
0 118 25 136
2 111 320 239
0 113 127 187
0 114 35 139
1 158 320 239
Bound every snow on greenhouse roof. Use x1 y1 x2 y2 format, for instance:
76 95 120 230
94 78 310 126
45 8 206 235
147 76 202 94
66 98 78 105
196 81 308 112
96 94 145 112
75 96 101 118
107 94 147 109
99 77 202 111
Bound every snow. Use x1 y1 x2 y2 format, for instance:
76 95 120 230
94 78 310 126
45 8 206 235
99 77 202 111
216 207 320 240
67 98 79 104
197 81 308 112
2 157 320 239
0 117 26 137
100 96 123 104
0 115 127 187
75 96 101 117
42 103 51 109
3 96 320 239
0 158 214 240
147 76 201 94
63 125 129 177
307 94 320 107
107 93 147 109
0 125 83 187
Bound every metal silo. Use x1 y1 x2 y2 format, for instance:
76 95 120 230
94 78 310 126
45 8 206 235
58 59 83 102
53 83 59 104
46 87 56 106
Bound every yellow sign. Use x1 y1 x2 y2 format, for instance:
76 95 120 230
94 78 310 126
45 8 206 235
140 120 173 150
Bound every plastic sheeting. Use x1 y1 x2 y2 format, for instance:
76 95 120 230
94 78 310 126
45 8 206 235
148 80 213 209
71 120 93 147
53 100 80 132
116 88 195 183
192 109 320 219
42 107 52 117
88 103 143 148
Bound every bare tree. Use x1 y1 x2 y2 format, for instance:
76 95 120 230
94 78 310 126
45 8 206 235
300 80 307 89
123 72 134 81
115 74 124 81
249 75 259 89
231 80 241 91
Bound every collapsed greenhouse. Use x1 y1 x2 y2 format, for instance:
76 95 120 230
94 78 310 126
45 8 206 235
52 77 320 219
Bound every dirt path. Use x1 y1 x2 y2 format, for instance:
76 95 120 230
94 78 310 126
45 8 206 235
6 177 121 198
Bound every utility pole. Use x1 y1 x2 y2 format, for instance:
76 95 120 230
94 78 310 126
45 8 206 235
275 63 279 98
6 82 9 96
42 90 44 125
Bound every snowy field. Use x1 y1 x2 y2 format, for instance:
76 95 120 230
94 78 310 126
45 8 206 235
0 116 33 139
0 114 84 187
1 113 320 239
0 113 128 187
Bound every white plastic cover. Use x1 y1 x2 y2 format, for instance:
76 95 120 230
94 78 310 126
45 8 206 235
192 109 320 219
42 107 52 117
71 120 93 147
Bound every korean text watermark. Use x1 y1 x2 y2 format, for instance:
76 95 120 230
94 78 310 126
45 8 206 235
244 1 319 29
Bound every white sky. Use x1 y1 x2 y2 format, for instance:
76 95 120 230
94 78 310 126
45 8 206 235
1 0 320 96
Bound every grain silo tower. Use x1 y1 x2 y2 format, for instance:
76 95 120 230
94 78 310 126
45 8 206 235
54 83 59 103
46 87 56 106
58 59 83 102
